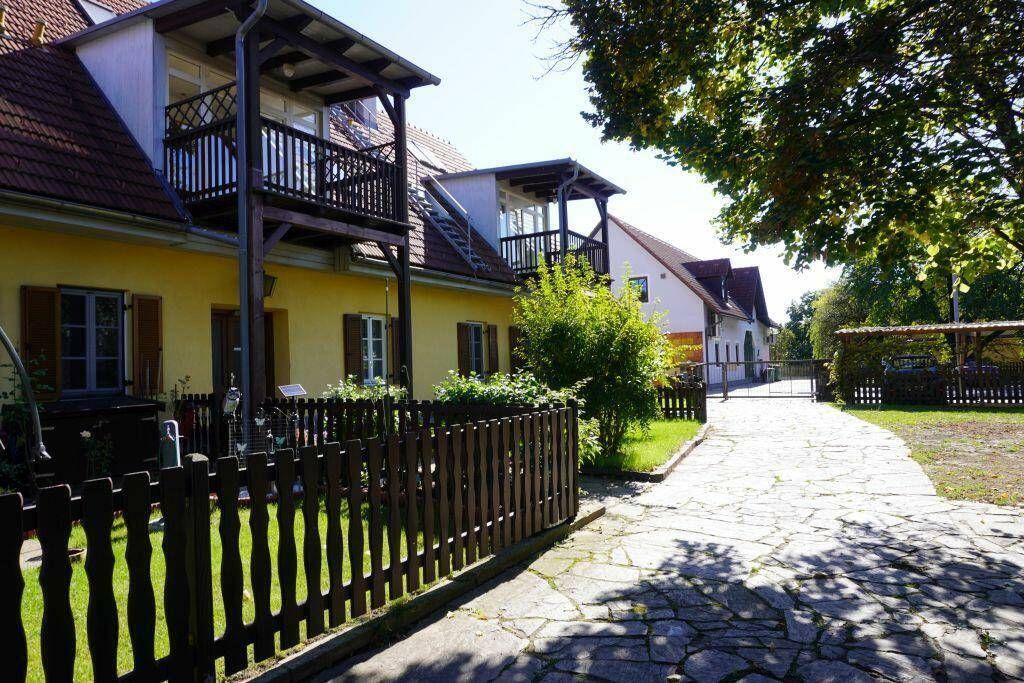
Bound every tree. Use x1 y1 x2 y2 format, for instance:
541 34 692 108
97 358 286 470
809 283 868 360
541 0 1024 280
513 256 670 455
775 292 817 359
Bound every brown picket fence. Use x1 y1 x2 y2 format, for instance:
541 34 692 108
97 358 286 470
657 377 707 422
174 395 552 459
842 364 1024 406
1 405 579 682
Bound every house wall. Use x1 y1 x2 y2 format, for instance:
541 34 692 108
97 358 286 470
606 220 706 352
0 224 515 400
76 19 165 169
437 174 499 250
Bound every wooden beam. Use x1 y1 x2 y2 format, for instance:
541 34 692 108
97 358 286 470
154 0 241 33
375 87 398 126
508 173 559 188
262 206 406 246
257 36 291 65
207 13 310 57
289 57 389 91
376 242 401 274
261 38 354 72
326 78 419 105
262 222 292 253
258 15 411 97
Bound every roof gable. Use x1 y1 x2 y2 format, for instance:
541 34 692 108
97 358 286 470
608 215 748 319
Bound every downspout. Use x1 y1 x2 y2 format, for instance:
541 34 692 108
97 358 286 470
235 0 269 422
0 324 50 490
555 164 579 265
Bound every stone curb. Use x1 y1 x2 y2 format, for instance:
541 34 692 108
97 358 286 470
581 422 712 483
238 503 606 683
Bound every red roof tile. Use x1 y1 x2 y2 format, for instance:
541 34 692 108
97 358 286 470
0 36 181 220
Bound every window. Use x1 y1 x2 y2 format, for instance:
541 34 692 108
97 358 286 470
714 343 720 363
468 323 485 375
725 345 731 363
629 276 649 303
706 308 720 338
361 315 387 384
61 289 123 395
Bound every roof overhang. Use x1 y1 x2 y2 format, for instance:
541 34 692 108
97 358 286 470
59 0 440 101
437 158 625 202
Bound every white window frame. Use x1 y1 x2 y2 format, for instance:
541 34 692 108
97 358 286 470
60 289 125 397
467 323 485 375
360 315 388 385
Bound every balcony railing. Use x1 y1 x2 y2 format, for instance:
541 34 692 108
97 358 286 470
500 229 608 277
164 85 402 226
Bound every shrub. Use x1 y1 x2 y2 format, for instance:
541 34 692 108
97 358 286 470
513 256 671 455
322 376 407 402
432 370 579 406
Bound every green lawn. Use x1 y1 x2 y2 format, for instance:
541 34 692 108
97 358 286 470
590 419 701 472
22 498 421 681
843 405 1024 506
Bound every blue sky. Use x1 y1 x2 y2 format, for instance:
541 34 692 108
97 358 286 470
328 0 836 321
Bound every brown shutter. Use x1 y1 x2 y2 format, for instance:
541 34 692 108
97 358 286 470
388 316 401 384
509 325 522 373
486 324 499 376
343 314 364 380
132 294 163 397
20 285 60 400
456 322 471 377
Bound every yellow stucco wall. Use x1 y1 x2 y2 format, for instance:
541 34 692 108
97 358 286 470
0 224 514 399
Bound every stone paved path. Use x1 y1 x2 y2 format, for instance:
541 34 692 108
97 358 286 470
314 400 1024 682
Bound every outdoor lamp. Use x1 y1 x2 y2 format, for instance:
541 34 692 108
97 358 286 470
263 273 278 298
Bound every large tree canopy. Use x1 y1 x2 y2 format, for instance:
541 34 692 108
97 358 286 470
546 0 1024 278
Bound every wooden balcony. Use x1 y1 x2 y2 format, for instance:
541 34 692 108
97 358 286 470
163 84 405 238
500 229 609 278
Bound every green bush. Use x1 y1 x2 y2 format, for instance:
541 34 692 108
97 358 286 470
432 370 579 406
322 376 406 401
513 256 671 455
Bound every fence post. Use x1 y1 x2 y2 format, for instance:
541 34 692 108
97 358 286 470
721 362 729 400
184 453 215 683
568 399 580 517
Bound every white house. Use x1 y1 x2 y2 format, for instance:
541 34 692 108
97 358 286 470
604 216 777 386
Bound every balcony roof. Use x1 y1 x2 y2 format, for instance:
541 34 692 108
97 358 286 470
59 0 440 102
436 158 626 202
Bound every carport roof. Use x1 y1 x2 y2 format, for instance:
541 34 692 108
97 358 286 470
836 321 1024 338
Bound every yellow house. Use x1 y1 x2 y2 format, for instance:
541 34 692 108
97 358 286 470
0 0 620 423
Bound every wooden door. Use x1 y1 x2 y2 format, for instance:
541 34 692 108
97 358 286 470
212 311 275 397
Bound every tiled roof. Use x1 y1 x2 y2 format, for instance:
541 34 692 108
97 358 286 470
0 0 149 43
730 266 775 327
609 215 748 319
0 36 182 220
681 258 731 279
333 108 518 285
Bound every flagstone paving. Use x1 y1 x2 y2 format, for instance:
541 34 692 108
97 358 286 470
314 400 1024 682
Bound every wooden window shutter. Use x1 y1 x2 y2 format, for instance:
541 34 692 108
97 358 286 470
343 314 364 380
20 285 60 400
388 317 401 384
508 325 522 373
486 324 499 376
456 322 471 377
132 294 163 397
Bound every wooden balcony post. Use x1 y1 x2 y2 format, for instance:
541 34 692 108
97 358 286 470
596 198 609 274
236 18 267 414
395 95 414 396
